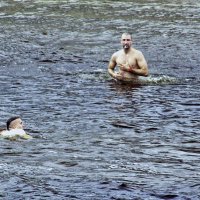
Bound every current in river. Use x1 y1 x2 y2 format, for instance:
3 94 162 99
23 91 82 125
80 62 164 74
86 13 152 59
0 0 200 199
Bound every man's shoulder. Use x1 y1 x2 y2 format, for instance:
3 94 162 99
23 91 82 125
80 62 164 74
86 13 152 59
134 48 144 55
131 48 144 59
112 49 123 58
1 129 26 136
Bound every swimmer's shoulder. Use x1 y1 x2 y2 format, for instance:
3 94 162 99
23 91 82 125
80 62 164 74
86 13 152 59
111 50 123 60
0 129 32 140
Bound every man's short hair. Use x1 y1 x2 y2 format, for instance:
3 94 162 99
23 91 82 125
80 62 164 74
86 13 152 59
6 116 20 130
121 33 132 39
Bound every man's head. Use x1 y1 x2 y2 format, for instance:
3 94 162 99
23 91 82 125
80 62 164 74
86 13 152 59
6 116 24 130
121 33 132 50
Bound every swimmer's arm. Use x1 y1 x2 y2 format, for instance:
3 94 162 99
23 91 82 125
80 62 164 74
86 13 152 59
108 55 116 78
132 52 148 76
108 55 123 80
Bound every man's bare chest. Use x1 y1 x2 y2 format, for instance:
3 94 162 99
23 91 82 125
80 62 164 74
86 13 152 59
117 55 137 66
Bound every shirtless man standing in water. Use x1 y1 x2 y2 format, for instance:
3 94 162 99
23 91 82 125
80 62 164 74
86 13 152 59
108 33 149 82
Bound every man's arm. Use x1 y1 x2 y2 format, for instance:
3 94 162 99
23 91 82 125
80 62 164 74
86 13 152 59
133 51 148 76
108 55 117 78
108 56 124 80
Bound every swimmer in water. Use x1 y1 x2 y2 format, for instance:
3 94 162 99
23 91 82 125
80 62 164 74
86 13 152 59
0 116 32 139
108 33 149 82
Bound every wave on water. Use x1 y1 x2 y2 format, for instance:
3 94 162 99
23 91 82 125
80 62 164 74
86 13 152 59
70 70 185 85
139 75 178 85
78 71 179 85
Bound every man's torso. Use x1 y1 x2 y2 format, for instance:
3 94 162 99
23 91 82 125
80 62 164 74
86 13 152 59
115 49 139 80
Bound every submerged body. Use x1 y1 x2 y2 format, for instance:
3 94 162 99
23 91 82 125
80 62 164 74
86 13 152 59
0 116 32 140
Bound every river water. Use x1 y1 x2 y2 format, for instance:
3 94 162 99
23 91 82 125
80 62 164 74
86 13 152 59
0 0 200 199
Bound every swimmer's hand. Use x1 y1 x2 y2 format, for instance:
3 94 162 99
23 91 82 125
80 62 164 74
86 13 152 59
22 134 32 140
119 63 148 77
120 63 134 73
113 72 124 80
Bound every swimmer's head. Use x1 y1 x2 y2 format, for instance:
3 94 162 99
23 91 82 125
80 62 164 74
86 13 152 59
7 116 24 130
121 33 132 50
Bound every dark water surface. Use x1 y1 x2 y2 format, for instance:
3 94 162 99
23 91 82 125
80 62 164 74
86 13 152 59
0 0 200 199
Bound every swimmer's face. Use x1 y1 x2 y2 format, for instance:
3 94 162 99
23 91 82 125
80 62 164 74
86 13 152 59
121 34 132 50
9 118 24 129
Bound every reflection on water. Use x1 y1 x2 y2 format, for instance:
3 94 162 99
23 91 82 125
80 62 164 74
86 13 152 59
0 0 200 199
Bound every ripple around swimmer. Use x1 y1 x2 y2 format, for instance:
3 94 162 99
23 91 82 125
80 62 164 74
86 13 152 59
63 71 193 86
47 70 185 86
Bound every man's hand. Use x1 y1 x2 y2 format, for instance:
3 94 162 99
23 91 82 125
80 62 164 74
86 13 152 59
119 62 148 77
113 72 124 80
120 63 133 73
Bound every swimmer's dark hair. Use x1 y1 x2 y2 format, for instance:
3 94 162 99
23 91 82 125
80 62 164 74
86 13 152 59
6 116 20 130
